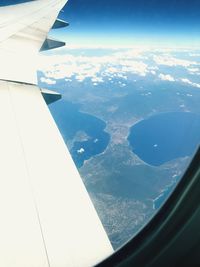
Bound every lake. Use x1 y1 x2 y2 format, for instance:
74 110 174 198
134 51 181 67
49 100 110 167
128 112 200 166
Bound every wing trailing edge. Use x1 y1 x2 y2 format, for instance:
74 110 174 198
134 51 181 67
0 80 113 266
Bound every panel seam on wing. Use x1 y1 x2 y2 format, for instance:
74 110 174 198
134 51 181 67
7 81 51 267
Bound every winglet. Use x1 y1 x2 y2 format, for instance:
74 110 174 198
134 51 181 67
40 38 65 52
52 19 69 29
41 88 61 105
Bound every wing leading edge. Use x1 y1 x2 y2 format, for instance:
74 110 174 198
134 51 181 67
0 1 113 266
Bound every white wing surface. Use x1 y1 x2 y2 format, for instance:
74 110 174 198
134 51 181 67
0 1 113 267
0 0 67 84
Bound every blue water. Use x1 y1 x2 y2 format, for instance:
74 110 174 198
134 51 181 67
49 100 110 167
128 112 200 166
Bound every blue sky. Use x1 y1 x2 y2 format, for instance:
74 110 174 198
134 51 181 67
57 0 200 47
2 0 200 47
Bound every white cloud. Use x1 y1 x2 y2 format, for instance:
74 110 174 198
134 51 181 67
39 48 150 84
180 78 200 88
77 148 85 154
188 67 199 73
38 48 200 87
148 66 159 70
189 53 200 57
180 104 185 108
150 70 156 75
91 76 104 83
105 66 118 74
76 75 85 82
121 61 148 76
153 55 197 67
40 77 56 85
141 92 152 96
158 73 175 82
187 67 200 75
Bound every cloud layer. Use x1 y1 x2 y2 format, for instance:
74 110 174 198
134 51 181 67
38 47 200 89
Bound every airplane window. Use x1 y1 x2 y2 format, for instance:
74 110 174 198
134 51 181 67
38 0 200 252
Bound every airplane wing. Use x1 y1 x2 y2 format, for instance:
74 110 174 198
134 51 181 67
0 1 113 267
